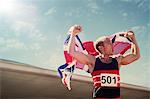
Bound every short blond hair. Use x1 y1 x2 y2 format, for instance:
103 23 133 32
94 36 107 53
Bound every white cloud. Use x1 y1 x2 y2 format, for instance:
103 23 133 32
12 21 33 33
122 12 128 17
1 0 47 42
12 20 47 42
137 0 146 8
0 0 20 16
44 7 56 16
119 10 128 20
0 37 26 49
64 12 73 17
29 29 47 42
16 4 37 19
30 43 41 50
0 36 46 57
147 23 150 27
64 8 82 18
87 2 99 9
87 1 100 15
6 39 25 49
129 25 145 32
0 1 38 23
5 1 47 42
0 1 49 58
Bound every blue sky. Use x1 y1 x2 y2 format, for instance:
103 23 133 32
0 0 149 87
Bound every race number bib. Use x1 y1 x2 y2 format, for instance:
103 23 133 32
100 73 119 87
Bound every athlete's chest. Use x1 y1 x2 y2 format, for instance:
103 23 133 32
94 59 119 70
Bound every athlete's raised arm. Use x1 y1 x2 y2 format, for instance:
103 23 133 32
68 25 95 67
118 31 140 66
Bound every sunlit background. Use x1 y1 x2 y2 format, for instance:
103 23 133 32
0 0 149 87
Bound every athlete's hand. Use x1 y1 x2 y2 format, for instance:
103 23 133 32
126 31 135 40
71 25 82 35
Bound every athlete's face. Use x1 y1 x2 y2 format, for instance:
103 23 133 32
98 38 113 55
103 38 113 55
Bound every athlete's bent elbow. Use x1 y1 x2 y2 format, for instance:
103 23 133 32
134 54 140 62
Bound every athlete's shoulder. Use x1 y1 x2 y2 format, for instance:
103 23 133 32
87 54 96 64
115 55 123 67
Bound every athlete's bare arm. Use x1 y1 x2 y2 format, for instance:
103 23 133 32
118 31 140 66
68 25 95 70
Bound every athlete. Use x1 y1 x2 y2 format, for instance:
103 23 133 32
68 25 140 99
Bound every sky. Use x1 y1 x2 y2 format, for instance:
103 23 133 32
0 0 149 87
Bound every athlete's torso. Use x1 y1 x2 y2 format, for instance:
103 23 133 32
91 57 120 98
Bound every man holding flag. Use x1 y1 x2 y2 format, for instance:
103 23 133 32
68 25 140 99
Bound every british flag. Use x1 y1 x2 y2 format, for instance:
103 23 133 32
58 31 132 90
